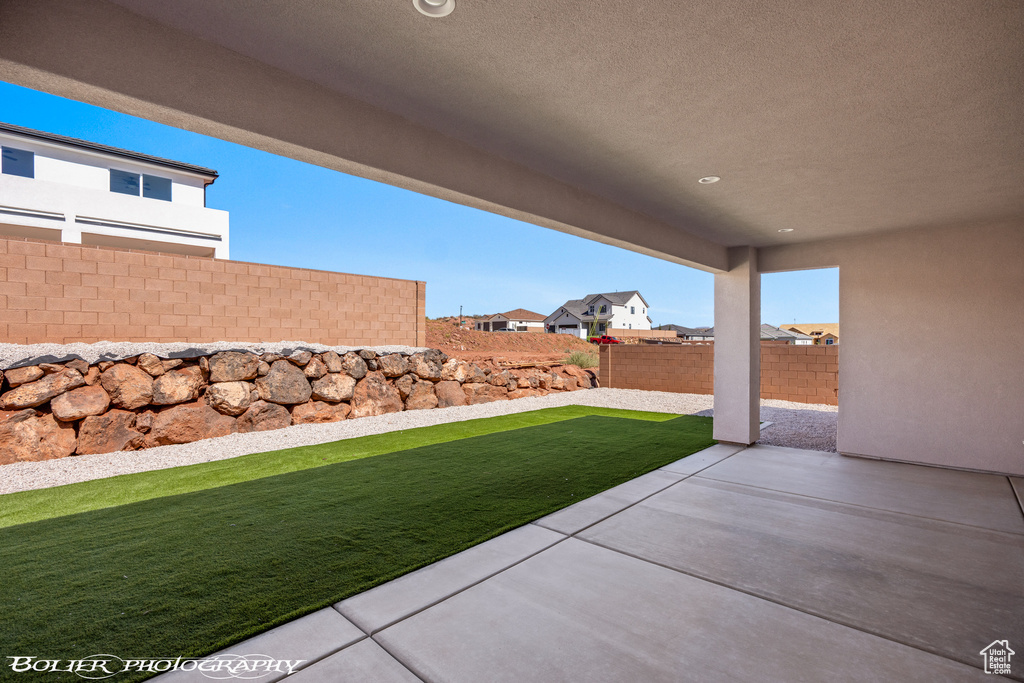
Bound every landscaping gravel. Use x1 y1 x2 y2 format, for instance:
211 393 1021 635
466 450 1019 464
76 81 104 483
0 388 837 495
0 340 430 370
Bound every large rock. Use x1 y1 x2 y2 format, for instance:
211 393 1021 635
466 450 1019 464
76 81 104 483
463 364 488 383
256 360 312 405
83 367 101 386
424 349 449 366
508 388 545 400
321 351 343 373
206 381 252 416
434 380 468 408
0 408 37 425
350 371 404 418
4 365 43 387
407 353 442 381
286 350 312 366
464 383 509 405
77 410 145 454
405 381 438 410
0 413 77 464
291 400 351 425
100 364 154 410
51 385 110 421
1 368 86 409
237 400 292 433
145 403 237 446
376 353 409 378
137 353 165 377
341 352 368 380
487 370 510 387
208 352 260 383
561 365 592 389
548 373 566 391
310 373 356 402
152 366 205 405
303 356 328 379
394 373 416 399
65 359 90 375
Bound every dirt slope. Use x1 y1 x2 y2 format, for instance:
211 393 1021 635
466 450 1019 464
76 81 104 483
426 318 594 363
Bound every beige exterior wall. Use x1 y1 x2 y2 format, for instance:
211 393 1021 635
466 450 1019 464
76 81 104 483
0 236 426 347
598 344 838 406
760 221 1024 476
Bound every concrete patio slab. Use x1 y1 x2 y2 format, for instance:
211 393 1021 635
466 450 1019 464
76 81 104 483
336 524 563 634
578 476 1024 670
659 443 745 475
698 445 1024 533
154 608 363 682
533 469 684 535
375 538 988 682
283 638 420 683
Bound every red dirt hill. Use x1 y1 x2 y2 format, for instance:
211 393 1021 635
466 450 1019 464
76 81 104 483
426 318 594 364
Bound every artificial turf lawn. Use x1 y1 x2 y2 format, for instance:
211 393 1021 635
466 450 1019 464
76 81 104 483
0 405 678 529
0 414 713 682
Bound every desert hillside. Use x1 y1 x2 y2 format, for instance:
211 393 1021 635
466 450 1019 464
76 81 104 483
426 318 594 363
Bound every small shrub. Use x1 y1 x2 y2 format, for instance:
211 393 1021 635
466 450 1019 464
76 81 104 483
563 350 598 369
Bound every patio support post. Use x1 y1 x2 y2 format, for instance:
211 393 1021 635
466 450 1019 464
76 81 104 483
713 246 760 444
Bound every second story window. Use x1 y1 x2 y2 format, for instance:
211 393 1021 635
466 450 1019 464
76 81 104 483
631 306 635 314
110 169 172 201
110 169 140 195
2 147 34 178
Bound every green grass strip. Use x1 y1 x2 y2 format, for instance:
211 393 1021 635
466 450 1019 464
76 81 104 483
0 405 677 529
1 415 712 682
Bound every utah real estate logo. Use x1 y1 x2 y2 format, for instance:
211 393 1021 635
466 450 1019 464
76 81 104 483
980 640 1014 675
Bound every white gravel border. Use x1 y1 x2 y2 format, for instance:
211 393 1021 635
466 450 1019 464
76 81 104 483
0 341 430 370
0 389 837 495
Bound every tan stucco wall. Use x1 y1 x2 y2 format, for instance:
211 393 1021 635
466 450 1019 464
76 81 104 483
761 221 1024 476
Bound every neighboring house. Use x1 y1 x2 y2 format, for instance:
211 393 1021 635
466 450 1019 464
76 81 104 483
786 323 840 345
761 324 814 345
475 309 547 332
0 122 229 258
656 324 712 341
545 291 652 337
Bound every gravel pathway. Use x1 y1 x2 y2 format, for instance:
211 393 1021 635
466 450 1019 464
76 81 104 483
0 389 837 495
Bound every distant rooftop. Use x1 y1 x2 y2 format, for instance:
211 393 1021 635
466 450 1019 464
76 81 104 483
0 121 219 181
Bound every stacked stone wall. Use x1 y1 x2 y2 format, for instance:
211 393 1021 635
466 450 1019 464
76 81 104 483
0 348 597 463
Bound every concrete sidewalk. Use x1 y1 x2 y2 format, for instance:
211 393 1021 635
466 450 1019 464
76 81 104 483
158 444 1024 682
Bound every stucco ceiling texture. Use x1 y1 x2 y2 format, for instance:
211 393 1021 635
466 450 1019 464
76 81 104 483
111 0 1024 247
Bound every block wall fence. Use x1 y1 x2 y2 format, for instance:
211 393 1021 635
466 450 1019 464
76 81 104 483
0 237 426 347
599 343 839 405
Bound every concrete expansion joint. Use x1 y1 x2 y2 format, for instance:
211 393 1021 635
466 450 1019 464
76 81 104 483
692 472 1024 539
572 534 988 674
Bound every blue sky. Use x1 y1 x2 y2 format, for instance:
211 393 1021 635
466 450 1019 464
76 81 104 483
0 80 837 327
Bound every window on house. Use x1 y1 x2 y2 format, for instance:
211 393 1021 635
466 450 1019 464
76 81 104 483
143 174 172 201
588 305 594 314
631 306 635 314
1 147 34 178
599 323 606 332
110 169 141 196
600 305 607 313
825 338 834 345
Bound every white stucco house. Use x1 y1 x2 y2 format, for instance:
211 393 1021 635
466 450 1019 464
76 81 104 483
475 308 546 332
545 291 652 337
0 121 228 258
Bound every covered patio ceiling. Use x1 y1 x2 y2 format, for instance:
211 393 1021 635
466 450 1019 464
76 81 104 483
2 0 1021 270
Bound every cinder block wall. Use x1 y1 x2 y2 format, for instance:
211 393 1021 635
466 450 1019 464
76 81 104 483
599 343 838 405
0 237 426 347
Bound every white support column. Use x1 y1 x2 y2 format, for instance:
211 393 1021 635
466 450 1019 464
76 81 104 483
713 246 760 444
61 214 82 244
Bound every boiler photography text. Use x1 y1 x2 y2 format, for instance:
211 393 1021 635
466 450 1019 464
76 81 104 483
5 654 305 679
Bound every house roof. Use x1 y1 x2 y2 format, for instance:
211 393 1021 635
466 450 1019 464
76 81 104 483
582 291 649 308
761 324 814 341
657 324 704 336
499 308 546 322
0 121 220 180
787 323 840 338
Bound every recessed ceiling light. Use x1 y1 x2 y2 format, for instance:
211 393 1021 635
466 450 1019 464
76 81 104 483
778 228 794 233
414 0 455 17
698 176 720 184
